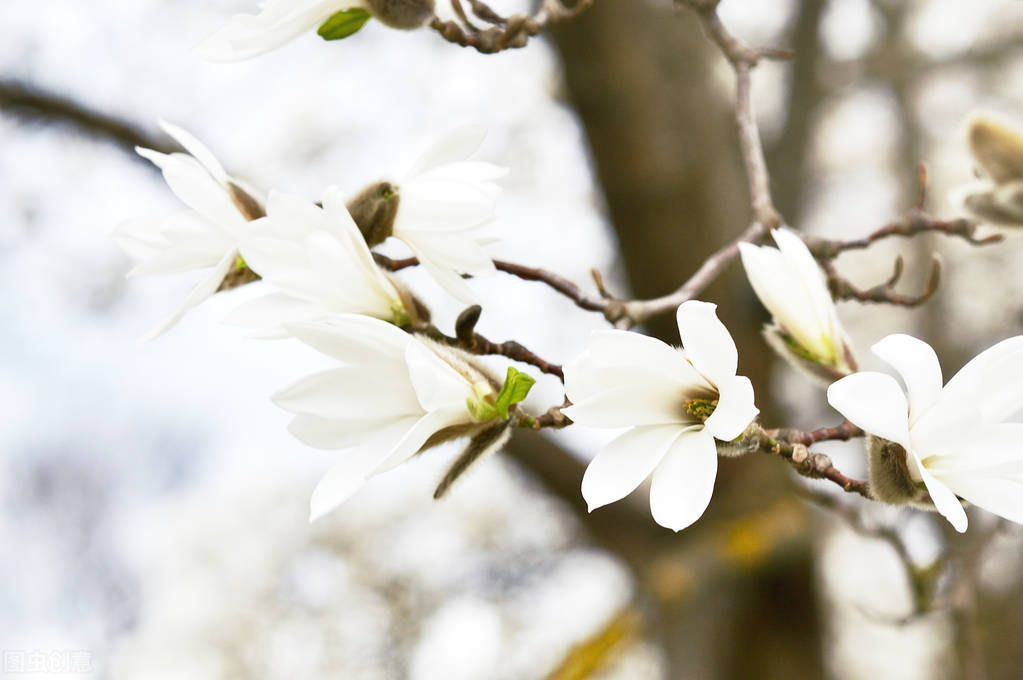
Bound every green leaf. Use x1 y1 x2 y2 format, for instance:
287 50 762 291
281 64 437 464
493 367 536 419
317 8 372 41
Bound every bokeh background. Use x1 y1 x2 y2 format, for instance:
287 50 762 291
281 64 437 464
3 0 1023 678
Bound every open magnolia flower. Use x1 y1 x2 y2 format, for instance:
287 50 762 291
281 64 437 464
198 0 434 62
952 112 1023 226
275 315 530 520
229 188 417 335
739 228 856 384
347 125 507 304
827 333 1023 532
113 120 264 339
563 301 759 532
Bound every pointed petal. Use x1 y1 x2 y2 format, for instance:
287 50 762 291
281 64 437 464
649 429 718 532
580 424 684 511
703 375 758 441
771 228 841 352
675 301 738 386
224 291 323 331
405 124 488 178
918 465 969 533
198 0 352 62
404 340 475 412
157 120 227 182
288 413 402 450
273 366 420 419
943 474 1023 526
871 334 943 427
561 382 688 428
142 249 236 340
827 372 910 446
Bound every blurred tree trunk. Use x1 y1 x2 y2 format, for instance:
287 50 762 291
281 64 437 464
548 1 825 678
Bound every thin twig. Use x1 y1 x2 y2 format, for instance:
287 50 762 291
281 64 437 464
430 0 592 54
742 424 871 498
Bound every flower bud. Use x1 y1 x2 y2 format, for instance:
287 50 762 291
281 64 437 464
955 113 1023 226
762 324 855 388
347 180 400 247
866 435 928 507
365 0 435 30
433 421 511 499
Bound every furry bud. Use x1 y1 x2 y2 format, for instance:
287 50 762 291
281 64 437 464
347 181 400 247
967 114 1023 184
365 0 435 30
866 435 928 507
433 421 511 499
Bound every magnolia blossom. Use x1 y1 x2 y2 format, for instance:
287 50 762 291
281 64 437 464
383 125 507 304
198 0 433 61
229 188 411 334
274 315 500 519
113 120 263 339
563 301 759 531
739 228 856 382
952 113 1023 226
828 333 1023 532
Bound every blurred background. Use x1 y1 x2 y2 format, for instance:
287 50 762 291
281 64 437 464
3 0 1023 678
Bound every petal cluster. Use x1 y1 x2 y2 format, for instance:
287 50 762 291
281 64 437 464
390 125 507 303
739 228 855 380
274 315 493 519
230 188 409 334
563 301 758 531
828 333 1023 532
113 120 263 338
198 0 364 61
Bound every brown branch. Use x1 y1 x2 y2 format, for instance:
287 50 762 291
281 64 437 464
430 0 592 54
740 424 871 498
824 253 944 308
807 208 1002 261
0 78 172 162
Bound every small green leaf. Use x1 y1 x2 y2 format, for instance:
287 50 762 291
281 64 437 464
494 367 536 419
317 8 372 41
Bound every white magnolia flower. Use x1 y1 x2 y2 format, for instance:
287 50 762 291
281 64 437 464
113 120 263 339
952 112 1023 226
229 188 411 334
563 301 759 532
739 228 856 382
349 125 507 304
273 315 499 520
828 333 1023 532
198 0 433 62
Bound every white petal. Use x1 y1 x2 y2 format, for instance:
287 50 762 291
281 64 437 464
872 334 943 426
273 366 420 420
138 149 243 231
405 124 488 178
288 413 402 450
942 336 1023 416
562 383 688 429
198 0 354 62
923 423 1023 475
771 228 841 353
675 301 738 386
397 228 496 276
307 414 420 521
826 372 910 446
942 474 1023 526
224 291 323 333
648 429 718 532
285 316 410 363
142 249 236 340
918 465 969 533
414 251 480 304
157 119 227 182
703 375 758 441
404 340 475 413
580 424 684 511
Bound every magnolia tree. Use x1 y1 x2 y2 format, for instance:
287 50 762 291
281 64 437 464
62 0 1023 675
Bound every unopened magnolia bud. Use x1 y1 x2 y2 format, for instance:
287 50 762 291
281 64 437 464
455 305 482 345
967 114 1023 184
762 324 853 388
365 0 435 30
866 435 925 506
347 181 400 247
